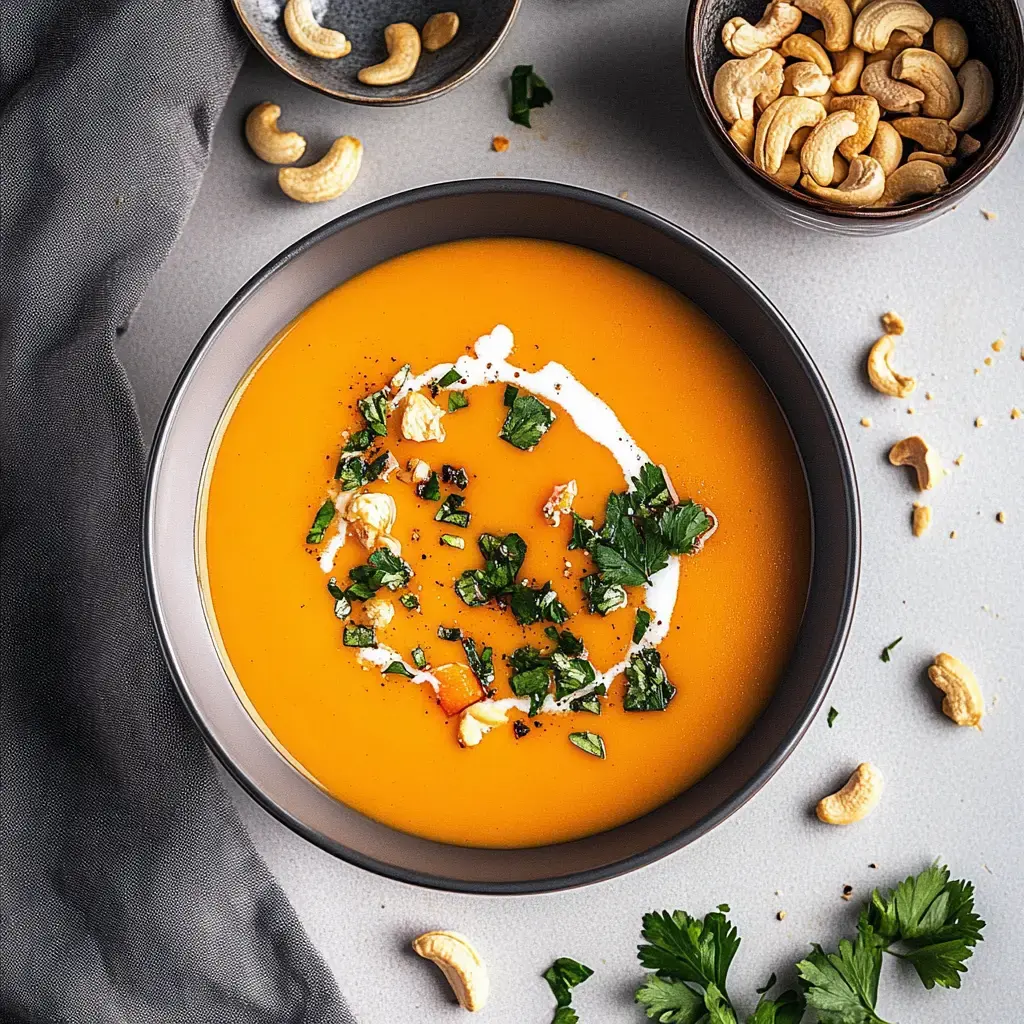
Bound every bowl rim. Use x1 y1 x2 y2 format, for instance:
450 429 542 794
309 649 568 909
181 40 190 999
231 0 522 106
144 178 861 894
685 0 1024 221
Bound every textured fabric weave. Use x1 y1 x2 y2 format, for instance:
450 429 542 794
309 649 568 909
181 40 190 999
0 0 353 1020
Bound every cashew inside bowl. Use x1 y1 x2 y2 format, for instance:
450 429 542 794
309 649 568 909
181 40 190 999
358 22 422 86
422 11 460 52
283 0 351 59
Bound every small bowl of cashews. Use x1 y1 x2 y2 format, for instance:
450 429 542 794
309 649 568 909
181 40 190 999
233 0 520 104
686 0 1024 231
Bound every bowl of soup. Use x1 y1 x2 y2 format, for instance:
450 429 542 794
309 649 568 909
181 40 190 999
145 180 859 893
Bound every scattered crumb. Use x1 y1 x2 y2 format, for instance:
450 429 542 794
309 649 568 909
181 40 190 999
975 416 985 427
953 453 965 466
949 530 958 539
869 863 878 870
1012 407 1022 420
775 890 783 897
981 209 997 220
1020 347 1024 361
841 885 854 902
491 135 510 153
618 190 630 199
912 502 932 537
777 910 787 921
984 356 993 366
983 863 993 874
860 417 872 428
996 511 1006 524
925 391 934 401
881 311 905 335
992 338 1005 352
973 368 981 375
907 406 915 415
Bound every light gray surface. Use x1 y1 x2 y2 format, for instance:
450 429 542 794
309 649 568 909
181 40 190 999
119 1 1024 1019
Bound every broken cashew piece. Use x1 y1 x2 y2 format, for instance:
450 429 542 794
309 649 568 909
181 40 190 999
911 501 931 536
358 22 422 85
781 33 833 74
892 115 956 153
860 59 925 112
816 762 884 824
412 931 489 1011
907 150 956 167
932 17 968 69
278 136 362 203
800 110 859 186
928 653 984 728
891 48 960 119
722 1 802 56
283 0 351 58
422 11 459 52
728 118 756 157
949 59 994 131
867 334 916 397
801 154 885 205
877 159 947 205
457 702 509 747
957 132 981 158
864 28 922 64
852 0 933 54
713 49 785 123
783 62 832 97
794 0 852 51
869 120 903 174
831 45 866 94
889 434 942 490
245 102 307 164
830 94 881 158
755 96 825 175
771 152 802 186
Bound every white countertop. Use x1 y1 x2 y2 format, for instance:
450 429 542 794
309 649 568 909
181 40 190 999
120 2 1024 1018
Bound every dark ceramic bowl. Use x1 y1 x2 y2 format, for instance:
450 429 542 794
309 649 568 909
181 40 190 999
233 0 519 104
687 0 1024 233
145 180 859 894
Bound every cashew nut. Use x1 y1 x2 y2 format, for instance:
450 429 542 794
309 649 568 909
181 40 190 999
892 115 956 153
891 48 960 119
957 132 981 158
457 701 509 747
788 124 812 153
283 0 351 59
831 151 850 184
816 762 884 824
794 0 853 50
889 434 942 490
949 59 994 131
728 118 756 157
801 154 885 204
714 49 786 123
772 152 803 185
422 11 459 52
244 102 307 164
755 96 826 174
877 158 947 205
722 1 802 56
911 501 932 536
860 59 925 112
412 931 489 1011
800 110 859 185
907 150 956 167
928 653 984 728
864 28 922 64
852 0 933 54
782 61 833 97
868 334 916 397
830 94 881 157
278 136 362 203
358 22 422 85
932 17 968 69
869 120 903 174
781 33 833 74
400 391 446 442
831 45 866 94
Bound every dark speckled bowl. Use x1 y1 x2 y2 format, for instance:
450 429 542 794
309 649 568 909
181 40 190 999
687 0 1024 233
233 0 520 104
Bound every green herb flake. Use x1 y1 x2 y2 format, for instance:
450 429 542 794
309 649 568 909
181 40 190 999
416 471 441 501
881 636 903 662
500 393 556 451
335 449 393 491
623 648 676 712
343 428 373 453
659 500 711 555
551 652 597 701
509 64 553 128
448 391 469 413
437 625 462 641
568 731 606 758
632 608 653 645
509 665 550 717
383 661 414 678
827 706 839 728
305 499 336 544
348 548 414 596
462 636 495 688
455 532 527 607
411 647 427 670
435 367 462 389
343 625 376 648
441 464 469 490
544 957 594 1008
510 580 569 626
581 573 628 616
569 693 603 715
544 626 586 656
326 577 346 601
435 494 471 529
399 594 419 610
503 383 519 407
440 534 465 549
357 389 389 437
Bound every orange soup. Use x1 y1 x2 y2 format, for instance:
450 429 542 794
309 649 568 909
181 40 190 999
202 238 810 848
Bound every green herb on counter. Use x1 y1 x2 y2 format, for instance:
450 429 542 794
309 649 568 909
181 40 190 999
411 646 427 670
442 464 469 489
437 625 462 641
500 392 556 450
399 594 419 610
455 532 527 607
383 662 414 678
440 534 465 549
435 493 471 528
568 732 605 758
417 471 441 501
827 706 839 728
510 64 553 128
623 648 676 712
343 625 376 648
436 367 462 389
544 956 594 1021
357 389 389 437
343 428 373 453
632 608 652 645
306 499 336 544
448 391 469 412
881 636 903 662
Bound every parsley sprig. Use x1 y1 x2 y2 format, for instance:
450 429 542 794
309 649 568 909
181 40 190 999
500 392 556 450
544 957 593 1024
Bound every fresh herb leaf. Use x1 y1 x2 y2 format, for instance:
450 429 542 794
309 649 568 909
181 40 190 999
455 533 527 606
590 514 669 587
510 665 550 717
623 648 676 711
569 513 598 551
327 577 346 601
796 919 886 1024
755 973 778 996
503 383 519 407
633 608 653 645
827 706 839 728
638 906 739 997
545 626 586 656
510 580 569 626
569 731 605 758
508 645 549 674
635 975 705 1024
437 625 462 641
440 534 465 549
544 957 594 1007
500 393 556 450
747 991 805 1024
343 625 376 648
632 463 673 513
400 594 419 610
306 499 336 544
551 652 596 701
417 472 441 501
383 661 414 678
448 391 469 412
880 637 902 663
442 464 469 489
659 501 711 555
509 64 553 128
580 573 628 615
411 647 427 670
704 984 739 1024
552 1009 578 1024
335 450 392 491
348 548 413 596
435 493 471 528
343 428 373 453
436 367 462 389
570 693 603 714
357 389 389 437
462 636 495 688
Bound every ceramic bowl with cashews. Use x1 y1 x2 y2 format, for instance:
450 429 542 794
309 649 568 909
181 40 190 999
687 0 1024 232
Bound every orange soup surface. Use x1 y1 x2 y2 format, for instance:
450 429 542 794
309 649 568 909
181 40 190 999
203 238 810 848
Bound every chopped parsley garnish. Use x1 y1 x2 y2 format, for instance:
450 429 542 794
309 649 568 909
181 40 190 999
440 534 465 549
570 692 603 714
509 666 551 717
357 389 389 437
581 573 628 615
335 450 392 491
551 652 596 700
509 64 553 128
544 626 586 656
383 661 414 678
455 533 527 607
347 548 413 599
632 608 652 645
399 594 419 610
508 634 599 713
544 957 594 1016
435 367 462 389
306 499 336 544
509 580 569 626
411 646 427 670
568 513 597 551
343 625 376 648
568 731 605 758
434 494 471 528
416 471 441 501
659 501 712 554
462 636 495 689
500 393 556 450
827 706 839 728
448 391 469 412
508 644 549 674
327 577 346 601
623 648 676 711
437 625 462 641
503 384 519 407
343 428 373 453
441 464 469 489
881 636 903 662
